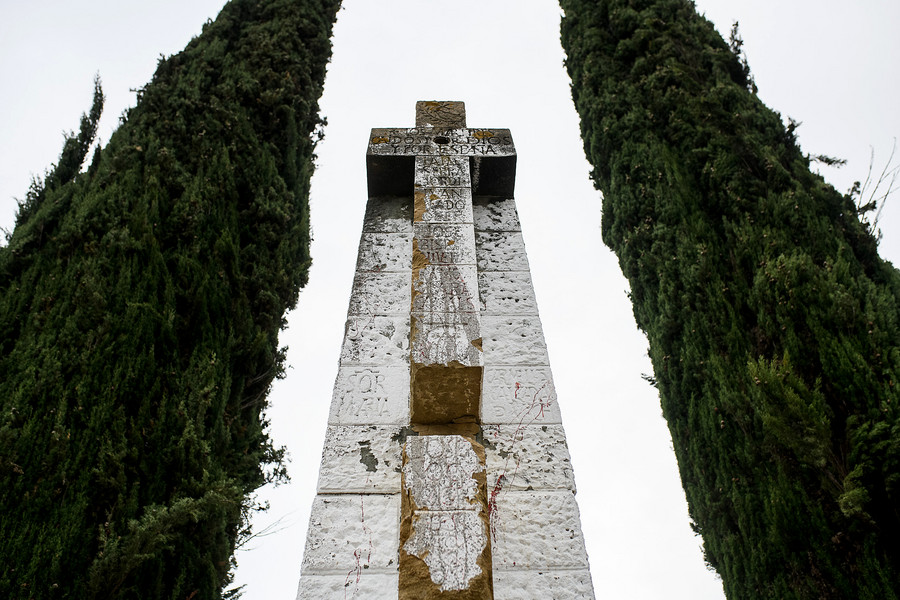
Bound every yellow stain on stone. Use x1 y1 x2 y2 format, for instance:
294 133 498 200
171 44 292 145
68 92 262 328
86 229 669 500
410 238 429 313
371 136 389 144
414 190 427 223
472 130 493 140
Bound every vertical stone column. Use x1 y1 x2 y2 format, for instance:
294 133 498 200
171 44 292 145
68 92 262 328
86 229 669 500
400 102 493 600
475 198 595 598
297 195 411 599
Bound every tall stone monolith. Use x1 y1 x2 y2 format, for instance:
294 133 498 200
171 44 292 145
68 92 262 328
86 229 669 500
298 101 595 599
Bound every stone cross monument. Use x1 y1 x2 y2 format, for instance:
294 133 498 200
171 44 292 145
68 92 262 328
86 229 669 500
298 102 595 599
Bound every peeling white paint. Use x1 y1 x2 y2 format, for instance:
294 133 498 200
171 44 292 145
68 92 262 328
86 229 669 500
403 436 482 510
404 510 487 592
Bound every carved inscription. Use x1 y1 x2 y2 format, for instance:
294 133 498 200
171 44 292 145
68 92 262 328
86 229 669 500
415 187 474 223
369 127 515 157
413 223 476 265
415 155 470 188
481 366 561 424
330 366 409 425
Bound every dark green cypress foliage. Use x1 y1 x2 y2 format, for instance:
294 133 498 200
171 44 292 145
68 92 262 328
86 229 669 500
560 1 900 598
0 0 340 597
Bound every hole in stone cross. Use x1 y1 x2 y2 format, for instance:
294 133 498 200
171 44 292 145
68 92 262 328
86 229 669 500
433 136 451 145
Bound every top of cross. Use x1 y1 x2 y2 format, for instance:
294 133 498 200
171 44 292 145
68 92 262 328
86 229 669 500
415 101 467 128
366 101 517 197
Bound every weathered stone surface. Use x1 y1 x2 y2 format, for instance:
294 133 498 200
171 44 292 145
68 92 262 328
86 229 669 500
301 494 400 575
341 315 410 366
477 271 537 315
368 128 515 157
350 271 411 315
357 233 412 272
490 491 590 571
492 570 595 600
317 426 404 494
412 265 479 314
483 424 575 492
481 315 549 365
364 196 413 233
414 187 474 224
473 198 520 232
413 223 477 265
403 510 487 592
475 231 529 272
296 572 399 600
416 101 466 128
400 434 492 598
411 312 482 367
481 366 561 425
414 155 471 188
329 366 410 426
403 436 483 510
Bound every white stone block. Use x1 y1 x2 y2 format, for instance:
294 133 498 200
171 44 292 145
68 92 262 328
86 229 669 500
415 187 474 224
349 271 411 315
403 436 483 510
301 494 400 575
364 196 413 234
296 572 399 600
340 315 410 366
413 222 477 265
492 570 595 600
483 424 575 492
481 366 561 425
473 198 521 232
329 366 409 426
478 271 537 315
317 426 403 494
412 265 479 314
356 233 412 273
475 231 529 271
481 315 549 365
489 490 590 571
411 312 482 367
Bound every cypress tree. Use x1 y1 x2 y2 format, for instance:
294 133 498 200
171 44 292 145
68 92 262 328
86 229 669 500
0 0 340 597
560 1 900 597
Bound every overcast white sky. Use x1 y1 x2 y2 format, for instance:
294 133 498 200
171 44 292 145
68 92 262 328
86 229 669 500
2 1 898 598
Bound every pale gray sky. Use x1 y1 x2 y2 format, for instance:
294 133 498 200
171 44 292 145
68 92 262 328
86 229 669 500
1 2 898 598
